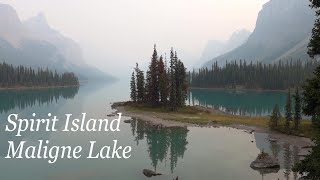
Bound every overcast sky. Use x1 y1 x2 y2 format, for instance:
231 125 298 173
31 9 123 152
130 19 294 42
0 0 268 78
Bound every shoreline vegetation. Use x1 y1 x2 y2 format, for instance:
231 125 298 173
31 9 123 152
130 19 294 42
128 44 320 177
126 44 316 147
0 62 80 89
112 101 313 147
189 60 320 91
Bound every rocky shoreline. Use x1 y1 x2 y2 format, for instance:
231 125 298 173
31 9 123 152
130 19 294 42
111 102 313 149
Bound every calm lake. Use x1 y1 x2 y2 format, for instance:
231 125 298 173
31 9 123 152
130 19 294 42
188 88 287 116
0 82 301 180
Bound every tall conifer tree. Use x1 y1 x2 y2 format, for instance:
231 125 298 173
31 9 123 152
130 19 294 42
159 55 169 105
169 48 177 110
135 63 145 103
130 71 137 102
285 90 292 131
293 87 302 130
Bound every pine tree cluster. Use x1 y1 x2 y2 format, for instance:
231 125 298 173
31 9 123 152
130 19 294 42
269 88 302 132
130 45 188 110
190 60 320 90
0 62 79 88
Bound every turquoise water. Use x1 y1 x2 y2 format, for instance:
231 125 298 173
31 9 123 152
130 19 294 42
189 88 287 116
0 82 301 180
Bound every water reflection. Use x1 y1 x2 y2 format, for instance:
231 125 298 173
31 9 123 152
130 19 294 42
254 133 301 180
188 88 287 116
0 87 79 113
0 82 306 180
0 86 79 157
130 119 188 173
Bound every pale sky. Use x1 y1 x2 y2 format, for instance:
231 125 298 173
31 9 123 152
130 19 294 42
0 0 267 78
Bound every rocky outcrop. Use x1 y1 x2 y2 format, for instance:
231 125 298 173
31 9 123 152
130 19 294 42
250 151 280 169
123 119 132 123
142 169 162 177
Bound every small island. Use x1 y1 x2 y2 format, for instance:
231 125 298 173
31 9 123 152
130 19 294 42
112 45 320 150
0 62 79 90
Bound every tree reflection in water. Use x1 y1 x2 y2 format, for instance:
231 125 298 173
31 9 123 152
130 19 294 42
130 119 188 173
0 87 79 113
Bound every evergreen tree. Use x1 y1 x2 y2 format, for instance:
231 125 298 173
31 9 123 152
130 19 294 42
294 66 320 179
308 0 320 59
293 87 302 130
159 55 169 105
285 89 292 132
175 59 188 107
269 104 281 130
135 63 145 103
130 46 188 110
0 62 79 88
190 60 319 90
146 45 160 106
169 48 177 110
303 66 320 128
130 71 137 102
293 1 320 178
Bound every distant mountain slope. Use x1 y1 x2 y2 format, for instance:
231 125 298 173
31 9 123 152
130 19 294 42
0 4 25 47
197 29 250 67
0 4 115 81
204 0 315 67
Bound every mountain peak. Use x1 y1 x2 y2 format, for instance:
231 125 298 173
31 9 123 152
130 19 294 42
0 3 16 13
0 3 24 47
203 0 315 67
228 29 251 44
24 12 51 31
33 12 48 24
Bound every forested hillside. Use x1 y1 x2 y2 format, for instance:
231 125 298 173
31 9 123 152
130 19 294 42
203 0 315 67
0 62 79 88
191 60 319 90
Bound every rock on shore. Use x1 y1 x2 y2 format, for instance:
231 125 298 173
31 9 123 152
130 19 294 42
250 151 280 169
142 169 162 177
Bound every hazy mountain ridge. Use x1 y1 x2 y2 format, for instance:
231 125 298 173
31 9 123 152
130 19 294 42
203 0 315 67
0 4 25 47
198 29 251 67
0 4 115 81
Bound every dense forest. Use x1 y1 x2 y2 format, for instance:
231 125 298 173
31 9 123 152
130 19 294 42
190 60 320 90
130 45 188 110
0 62 79 88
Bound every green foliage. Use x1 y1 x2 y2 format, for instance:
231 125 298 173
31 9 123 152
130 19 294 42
158 56 169 106
169 49 177 110
308 0 320 58
129 45 188 111
269 104 281 129
303 66 320 127
145 45 160 106
0 62 79 88
135 63 145 103
294 87 302 130
285 90 293 131
293 118 320 179
294 7 320 175
190 60 319 90
130 72 137 102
